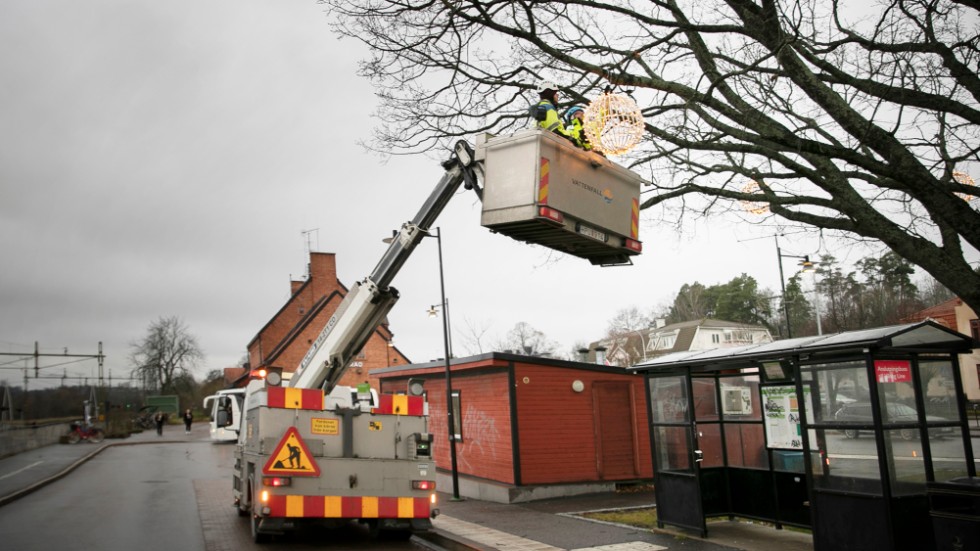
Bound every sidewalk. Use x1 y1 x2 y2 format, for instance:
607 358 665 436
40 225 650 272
433 490 813 551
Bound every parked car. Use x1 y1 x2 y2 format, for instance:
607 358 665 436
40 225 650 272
132 405 159 430
834 401 953 440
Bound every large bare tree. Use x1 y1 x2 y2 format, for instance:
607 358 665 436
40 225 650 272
130 316 204 393
322 0 980 313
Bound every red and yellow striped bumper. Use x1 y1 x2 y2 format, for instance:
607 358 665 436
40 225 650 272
265 495 430 519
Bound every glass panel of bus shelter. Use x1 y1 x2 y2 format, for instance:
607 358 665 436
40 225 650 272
918 360 961 422
874 359 919 422
698 422 724 467
930 427 971 482
725 423 769 469
692 377 719 422
884 428 927 496
803 362 872 424
719 374 761 422
812 427 883 494
654 426 693 472
650 375 690 424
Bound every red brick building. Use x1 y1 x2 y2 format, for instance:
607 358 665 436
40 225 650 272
245 252 410 390
373 353 653 503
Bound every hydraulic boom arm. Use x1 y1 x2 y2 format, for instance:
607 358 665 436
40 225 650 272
288 141 481 391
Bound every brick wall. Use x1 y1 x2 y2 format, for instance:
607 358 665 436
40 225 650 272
514 363 651 484
246 252 409 391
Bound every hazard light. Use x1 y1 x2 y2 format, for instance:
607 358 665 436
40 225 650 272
412 480 436 491
252 367 282 386
625 238 642 253
537 206 564 224
262 476 291 487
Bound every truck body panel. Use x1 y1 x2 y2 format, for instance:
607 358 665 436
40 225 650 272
233 380 435 538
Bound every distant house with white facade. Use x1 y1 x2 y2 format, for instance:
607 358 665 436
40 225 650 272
902 297 980 401
584 318 774 367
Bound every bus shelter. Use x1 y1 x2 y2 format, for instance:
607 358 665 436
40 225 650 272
630 321 977 551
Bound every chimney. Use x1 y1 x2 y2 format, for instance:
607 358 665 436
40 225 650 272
595 346 607 365
309 252 338 299
577 348 590 362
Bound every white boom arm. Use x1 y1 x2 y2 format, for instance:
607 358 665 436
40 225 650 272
288 141 481 391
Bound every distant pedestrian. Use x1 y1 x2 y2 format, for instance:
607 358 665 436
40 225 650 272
154 411 166 436
182 408 193 434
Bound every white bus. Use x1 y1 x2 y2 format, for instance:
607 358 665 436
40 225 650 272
203 388 245 442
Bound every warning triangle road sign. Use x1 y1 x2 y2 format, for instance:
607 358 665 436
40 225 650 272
262 427 321 477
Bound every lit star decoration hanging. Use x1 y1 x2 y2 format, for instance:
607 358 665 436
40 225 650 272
582 92 645 155
953 171 977 202
740 180 771 215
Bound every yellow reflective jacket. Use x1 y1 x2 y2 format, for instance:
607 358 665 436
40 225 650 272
535 100 570 138
565 117 592 150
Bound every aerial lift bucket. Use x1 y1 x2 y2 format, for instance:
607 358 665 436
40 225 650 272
475 129 644 266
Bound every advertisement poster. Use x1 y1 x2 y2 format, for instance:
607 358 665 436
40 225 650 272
762 385 809 450
874 359 912 383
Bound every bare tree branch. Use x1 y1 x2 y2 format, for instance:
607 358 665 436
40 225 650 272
321 0 980 314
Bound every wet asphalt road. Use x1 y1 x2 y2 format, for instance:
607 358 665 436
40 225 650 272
0 437 417 551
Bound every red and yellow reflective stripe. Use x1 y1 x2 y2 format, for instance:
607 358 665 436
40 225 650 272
372 394 424 416
538 157 550 204
267 387 324 410
266 495 430 519
630 197 639 239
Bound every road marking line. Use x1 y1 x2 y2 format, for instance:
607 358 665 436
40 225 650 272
0 461 43 481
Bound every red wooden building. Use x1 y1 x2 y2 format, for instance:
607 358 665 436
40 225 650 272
373 352 653 503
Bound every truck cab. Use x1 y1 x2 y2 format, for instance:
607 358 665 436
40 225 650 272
203 388 245 442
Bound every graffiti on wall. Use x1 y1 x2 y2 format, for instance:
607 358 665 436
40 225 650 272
457 404 500 471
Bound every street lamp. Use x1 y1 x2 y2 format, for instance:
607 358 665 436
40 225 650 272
381 227 460 499
427 302 453 358
775 236 820 338
425 227 460 500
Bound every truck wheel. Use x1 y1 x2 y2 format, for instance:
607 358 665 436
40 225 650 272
842 429 859 439
251 512 270 544
365 520 380 539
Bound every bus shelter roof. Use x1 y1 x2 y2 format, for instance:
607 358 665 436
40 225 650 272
628 320 973 373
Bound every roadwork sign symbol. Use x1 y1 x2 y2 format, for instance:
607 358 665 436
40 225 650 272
262 427 320 477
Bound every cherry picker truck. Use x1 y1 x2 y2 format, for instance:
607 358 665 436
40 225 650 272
226 130 644 542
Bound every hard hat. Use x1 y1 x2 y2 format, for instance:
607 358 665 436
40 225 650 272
537 81 558 94
565 106 584 119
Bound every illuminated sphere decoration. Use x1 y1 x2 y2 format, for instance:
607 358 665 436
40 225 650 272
740 180 771 215
582 92 645 156
953 170 977 202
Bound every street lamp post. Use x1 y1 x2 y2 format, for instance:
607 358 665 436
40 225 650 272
427 227 460 500
775 238 793 339
775 236 819 338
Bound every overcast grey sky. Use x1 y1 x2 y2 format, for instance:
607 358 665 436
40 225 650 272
1 1 887 390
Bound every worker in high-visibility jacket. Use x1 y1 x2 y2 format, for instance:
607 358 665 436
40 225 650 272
532 81 572 140
563 105 593 151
